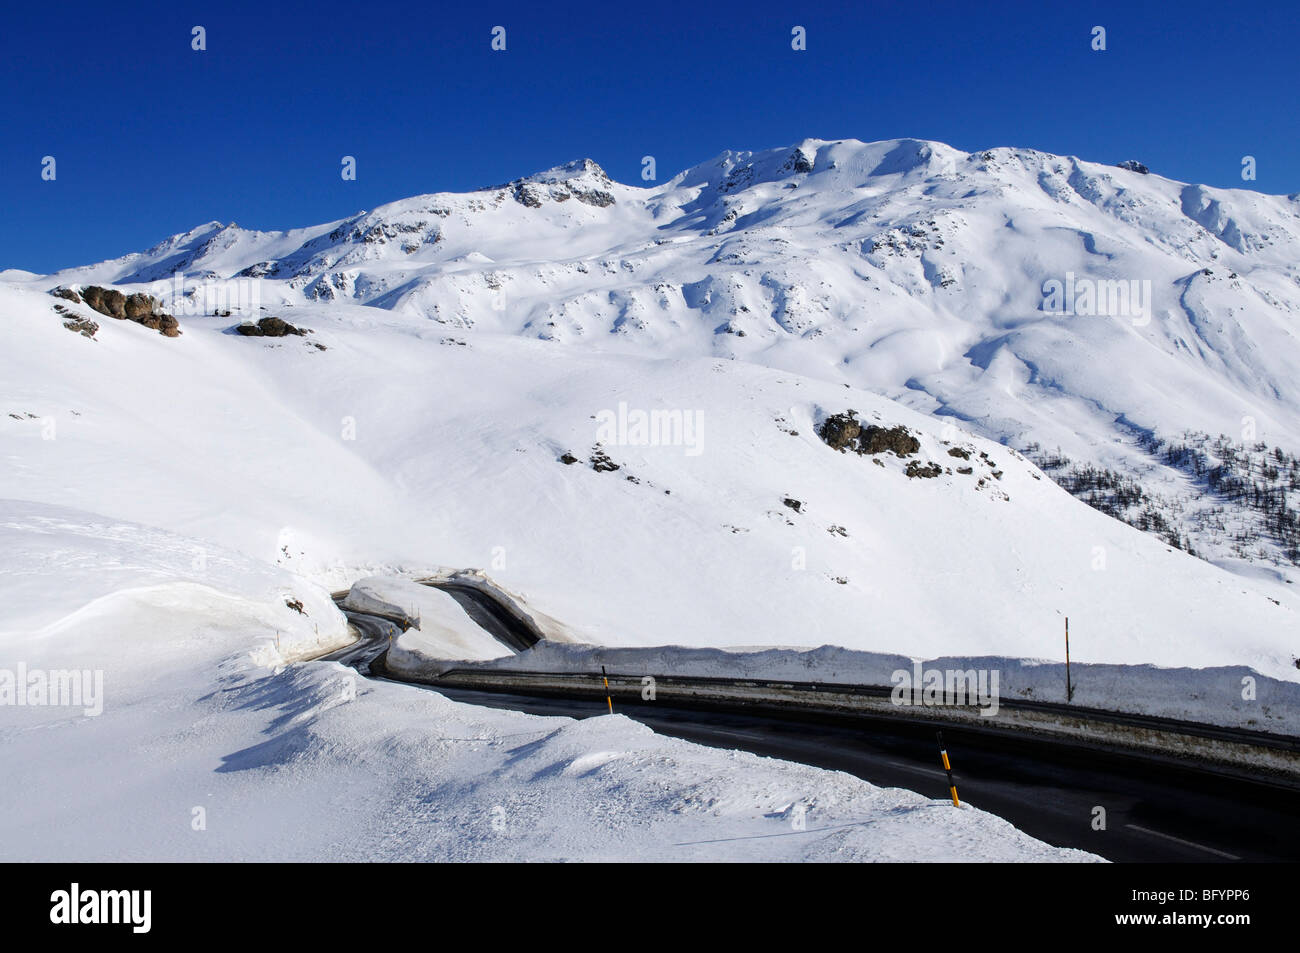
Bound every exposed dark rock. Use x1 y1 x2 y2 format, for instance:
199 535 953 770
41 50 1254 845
62 316 98 338
236 261 277 278
505 160 616 209
285 598 305 615
782 497 803 512
947 446 971 459
50 286 81 304
78 285 179 336
1117 159 1150 174
817 412 861 450
905 461 943 479
559 453 579 465
859 425 920 457
513 184 544 208
783 147 815 174
82 286 126 318
590 447 619 472
124 293 160 321
235 316 308 337
572 187 616 208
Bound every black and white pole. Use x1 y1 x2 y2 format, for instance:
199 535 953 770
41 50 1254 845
937 730 960 807
1065 616 1074 702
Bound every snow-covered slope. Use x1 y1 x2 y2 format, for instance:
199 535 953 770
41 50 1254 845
16 138 1300 576
2 280 1295 682
3 140 1299 858
0 501 1094 862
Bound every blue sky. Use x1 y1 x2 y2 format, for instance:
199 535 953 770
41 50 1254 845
2 0 1296 273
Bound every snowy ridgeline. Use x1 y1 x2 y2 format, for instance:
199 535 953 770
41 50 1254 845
0 502 1097 861
19 137 1300 581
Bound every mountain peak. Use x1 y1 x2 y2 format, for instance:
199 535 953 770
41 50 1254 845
492 157 616 209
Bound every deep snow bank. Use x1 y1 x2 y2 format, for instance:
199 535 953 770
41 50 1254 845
0 501 1096 861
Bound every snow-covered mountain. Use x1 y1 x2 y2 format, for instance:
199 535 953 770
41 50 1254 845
5 137 1300 678
3 139 1300 862
24 137 1300 578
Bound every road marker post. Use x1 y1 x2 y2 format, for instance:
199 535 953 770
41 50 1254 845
937 730 960 807
602 665 613 715
1065 616 1074 702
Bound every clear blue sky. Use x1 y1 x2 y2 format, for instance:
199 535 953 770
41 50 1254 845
2 0 1296 274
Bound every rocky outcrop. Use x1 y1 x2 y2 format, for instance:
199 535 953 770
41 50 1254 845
234 316 309 337
590 446 620 472
504 159 616 209
1117 159 1150 174
905 461 943 479
783 145 816 174
236 261 277 278
817 412 861 450
52 303 97 339
858 425 920 457
65 285 180 337
818 412 920 457
123 294 156 320
81 286 125 318
140 312 181 336
61 316 99 338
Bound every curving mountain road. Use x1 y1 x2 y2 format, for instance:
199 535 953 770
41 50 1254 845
430 583 538 652
321 582 1300 862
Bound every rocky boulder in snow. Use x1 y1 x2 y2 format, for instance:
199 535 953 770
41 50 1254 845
817 411 862 450
80 286 126 318
859 425 921 457
51 302 97 339
818 413 920 457
235 316 309 337
64 286 180 337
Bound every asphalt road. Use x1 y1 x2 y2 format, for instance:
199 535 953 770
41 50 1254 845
425 684 1300 863
324 594 1300 863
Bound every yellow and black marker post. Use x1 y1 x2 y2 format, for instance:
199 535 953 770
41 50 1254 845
937 730 960 807
602 665 613 715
